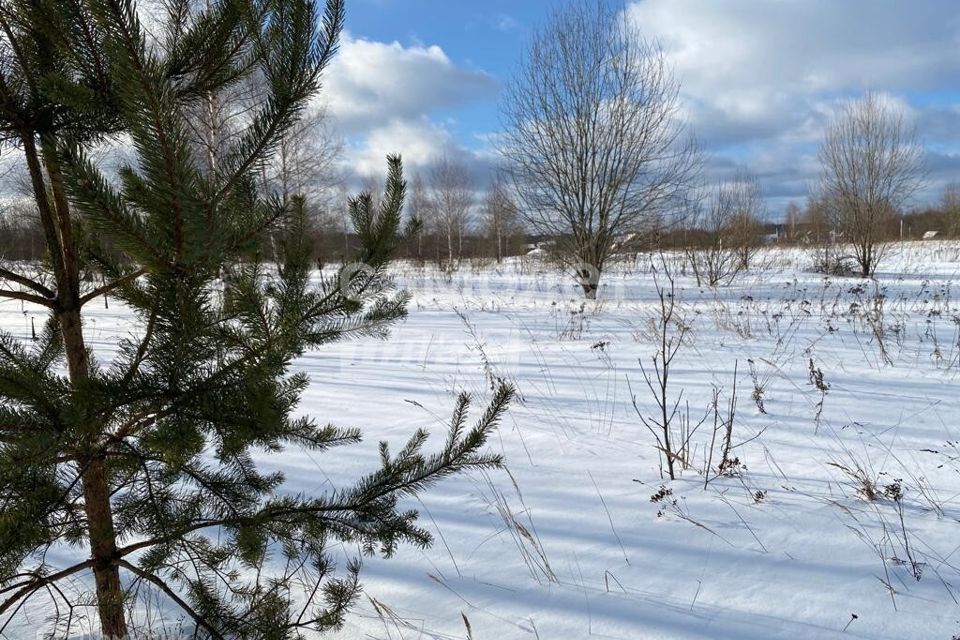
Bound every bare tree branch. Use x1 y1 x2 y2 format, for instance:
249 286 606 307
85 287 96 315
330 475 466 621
818 92 925 276
500 0 699 297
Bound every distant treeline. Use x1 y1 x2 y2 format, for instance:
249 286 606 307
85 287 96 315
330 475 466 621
2 191 957 266
0 196 530 266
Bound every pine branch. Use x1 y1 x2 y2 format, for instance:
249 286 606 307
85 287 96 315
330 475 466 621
59 143 166 270
0 559 95 618
96 0 197 259
117 559 226 640
212 0 344 204
79 268 145 306
0 11 38 97
114 382 513 561
165 0 258 98
119 306 157 388
0 267 55 300
0 289 54 308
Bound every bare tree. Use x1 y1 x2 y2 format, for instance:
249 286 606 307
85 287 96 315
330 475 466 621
802 194 832 245
408 172 434 262
683 182 749 287
336 182 352 259
500 0 698 298
178 0 262 179
258 103 343 265
429 155 473 265
784 201 802 243
178 10 344 264
183 31 343 211
724 173 765 269
940 182 960 236
268 104 343 207
799 193 851 275
818 93 925 276
484 173 520 263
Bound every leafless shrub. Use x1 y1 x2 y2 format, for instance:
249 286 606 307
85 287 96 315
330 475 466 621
683 175 763 287
827 459 884 502
630 262 702 480
704 366 744 485
556 302 588 340
648 485 731 545
810 242 858 277
831 476 927 601
591 339 613 368
455 308 500 391
849 283 894 366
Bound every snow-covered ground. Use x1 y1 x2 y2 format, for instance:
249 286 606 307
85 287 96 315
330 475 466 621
4 241 960 639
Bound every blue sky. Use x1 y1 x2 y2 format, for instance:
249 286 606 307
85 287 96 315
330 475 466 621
325 0 960 217
345 1 543 72
330 0 549 169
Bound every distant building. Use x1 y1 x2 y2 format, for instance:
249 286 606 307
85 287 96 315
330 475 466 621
524 239 555 254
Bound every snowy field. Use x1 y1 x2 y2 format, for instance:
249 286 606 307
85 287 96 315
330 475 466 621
4 241 960 639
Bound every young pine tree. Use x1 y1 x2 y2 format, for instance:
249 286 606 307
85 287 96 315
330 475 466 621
0 1 513 638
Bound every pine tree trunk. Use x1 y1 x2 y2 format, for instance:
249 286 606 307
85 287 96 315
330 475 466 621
57 292 128 639
32 136 130 639
81 455 126 639
59 308 126 638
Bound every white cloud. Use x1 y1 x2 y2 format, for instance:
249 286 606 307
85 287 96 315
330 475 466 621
626 0 960 212
321 34 498 184
630 1 960 94
629 0 960 144
324 33 498 135
346 118 456 178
